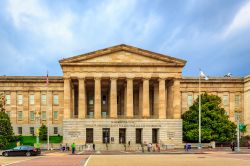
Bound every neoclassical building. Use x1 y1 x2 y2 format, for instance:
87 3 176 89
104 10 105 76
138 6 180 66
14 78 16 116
0 44 249 148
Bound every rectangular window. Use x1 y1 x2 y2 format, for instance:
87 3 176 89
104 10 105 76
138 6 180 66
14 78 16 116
6 94 11 105
53 111 58 120
187 95 193 107
18 94 23 105
18 127 22 135
29 95 35 105
223 95 229 106
54 127 58 134
30 111 35 121
18 111 23 121
53 95 59 105
235 95 241 107
30 127 34 135
6 111 10 117
41 94 47 105
42 111 46 121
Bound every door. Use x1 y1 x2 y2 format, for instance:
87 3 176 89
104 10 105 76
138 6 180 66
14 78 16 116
152 128 158 143
86 128 93 143
119 128 126 144
136 128 142 144
102 128 110 143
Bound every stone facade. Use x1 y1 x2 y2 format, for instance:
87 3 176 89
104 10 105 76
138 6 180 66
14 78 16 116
0 44 249 148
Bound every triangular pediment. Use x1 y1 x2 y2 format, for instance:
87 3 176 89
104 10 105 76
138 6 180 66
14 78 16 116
59 44 186 67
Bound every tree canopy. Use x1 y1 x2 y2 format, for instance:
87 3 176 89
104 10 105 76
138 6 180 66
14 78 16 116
182 93 236 142
0 93 16 149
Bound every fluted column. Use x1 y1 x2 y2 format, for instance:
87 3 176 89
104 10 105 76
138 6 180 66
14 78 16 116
78 78 86 119
110 77 117 118
126 78 133 118
64 77 71 119
94 77 101 119
158 78 166 119
142 78 150 118
173 79 181 119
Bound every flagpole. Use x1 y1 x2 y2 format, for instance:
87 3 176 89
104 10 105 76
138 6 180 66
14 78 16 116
198 73 201 149
47 71 50 151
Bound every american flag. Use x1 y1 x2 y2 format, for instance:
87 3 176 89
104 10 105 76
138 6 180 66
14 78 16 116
46 72 49 86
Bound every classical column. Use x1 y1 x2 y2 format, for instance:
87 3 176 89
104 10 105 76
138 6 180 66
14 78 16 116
173 79 181 119
64 77 71 119
158 78 166 119
142 78 150 118
110 77 117 118
78 78 86 119
126 78 133 118
94 77 101 119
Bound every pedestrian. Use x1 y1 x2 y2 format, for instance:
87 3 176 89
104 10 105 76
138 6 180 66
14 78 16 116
230 141 235 151
147 143 151 152
156 143 160 152
141 143 144 153
93 143 95 151
248 140 250 149
71 142 76 154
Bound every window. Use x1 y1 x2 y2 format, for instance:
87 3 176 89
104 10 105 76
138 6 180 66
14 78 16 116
54 127 58 134
53 95 59 105
18 111 23 121
18 127 22 135
30 111 35 121
187 95 193 107
6 111 10 117
223 95 229 106
18 95 23 105
53 111 58 120
30 127 34 135
41 94 47 105
29 95 35 105
42 111 46 121
235 95 241 107
6 94 11 105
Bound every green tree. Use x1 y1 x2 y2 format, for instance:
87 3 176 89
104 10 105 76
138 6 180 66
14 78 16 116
0 93 15 149
39 124 47 141
182 93 236 142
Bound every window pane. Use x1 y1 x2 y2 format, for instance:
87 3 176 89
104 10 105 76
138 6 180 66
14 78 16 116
53 95 59 105
6 95 11 105
53 111 58 120
42 111 46 120
29 95 35 105
30 127 34 135
223 95 229 106
41 95 47 105
54 127 58 134
235 95 241 107
18 95 23 105
187 95 193 107
30 111 35 121
18 111 23 121
18 127 22 135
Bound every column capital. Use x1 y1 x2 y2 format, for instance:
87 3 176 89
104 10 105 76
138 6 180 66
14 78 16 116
143 77 151 81
126 77 134 80
158 77 167 81
110 77 118 80
78 76 85 80
94 77 101 80
63 76 71 80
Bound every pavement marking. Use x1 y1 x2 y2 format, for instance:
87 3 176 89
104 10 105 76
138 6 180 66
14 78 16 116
1 156 43 166
82 155 92 166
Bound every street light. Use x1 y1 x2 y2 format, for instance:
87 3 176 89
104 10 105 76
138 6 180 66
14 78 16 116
35 111 40 146
198 70 209 149
235 112 240 152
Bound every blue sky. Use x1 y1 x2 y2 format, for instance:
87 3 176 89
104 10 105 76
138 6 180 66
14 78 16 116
0 0 250 77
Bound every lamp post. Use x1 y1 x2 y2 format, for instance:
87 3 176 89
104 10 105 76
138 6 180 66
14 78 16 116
235 112 240 152
198 70 209 149
35 111 40 145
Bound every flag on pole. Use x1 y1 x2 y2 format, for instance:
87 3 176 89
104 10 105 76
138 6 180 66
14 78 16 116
199 69 209 80
46 71 49 86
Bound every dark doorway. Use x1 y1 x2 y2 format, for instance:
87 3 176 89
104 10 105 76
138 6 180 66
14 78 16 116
152 128 158 143
86 128 93 143
102 128 110 143
119 128 126 144
136 128 142 144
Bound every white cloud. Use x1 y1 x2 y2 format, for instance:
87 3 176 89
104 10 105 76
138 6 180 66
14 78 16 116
6 0 75 51
223 1 250 38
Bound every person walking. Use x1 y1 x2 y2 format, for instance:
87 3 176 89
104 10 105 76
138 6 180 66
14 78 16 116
141 143 144 153
93 143 95 151
71 142 76 154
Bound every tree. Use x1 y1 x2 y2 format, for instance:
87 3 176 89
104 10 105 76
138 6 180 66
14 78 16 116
0 93 15 149
182 93 236 142
39 124 47 141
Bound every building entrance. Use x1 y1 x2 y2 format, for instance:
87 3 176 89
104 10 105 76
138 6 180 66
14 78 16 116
119 128 126 144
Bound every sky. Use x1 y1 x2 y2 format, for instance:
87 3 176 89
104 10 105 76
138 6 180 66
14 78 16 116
0 0 250 77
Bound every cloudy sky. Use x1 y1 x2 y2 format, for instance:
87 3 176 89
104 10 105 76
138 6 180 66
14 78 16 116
0 0 250 77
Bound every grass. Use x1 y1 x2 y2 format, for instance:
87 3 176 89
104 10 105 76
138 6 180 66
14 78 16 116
20 136 63 146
